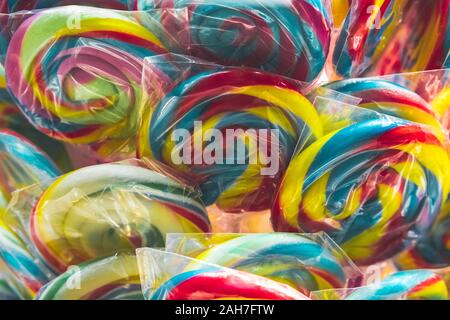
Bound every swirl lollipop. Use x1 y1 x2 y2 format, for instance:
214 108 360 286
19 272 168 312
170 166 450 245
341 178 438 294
323 78 445 141
37 254 142 300
272 118 449 265
5 6 168 147
138 68 323 212
131 0 332 82
1 0 129 12
150 267 309 300
30 163 211 273
345 270 448 300
333 0 449 77
191 233 348 294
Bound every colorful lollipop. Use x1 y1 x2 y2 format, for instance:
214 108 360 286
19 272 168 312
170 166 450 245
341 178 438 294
5 6 168 146
138 68 323 212
323 78 445 141
345 270 448 300
333 0 449 77
131 0 332 82
31 163 211 273
272 118 449 265
191 233 348 294
0 0 129 12
37 254 142 300
149 267 309 300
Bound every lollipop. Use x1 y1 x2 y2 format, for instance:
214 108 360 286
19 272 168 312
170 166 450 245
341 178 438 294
333 0 450 77
138 68 323 212
131 0 332 82
5 6 168 146
191 233 348 294
1 0 129 12
30 163 211 273
345 270 448 300
0 130 61 194
149 267 309 300
272 118 449 265
37 254 142 300
395 196 450 270
323 78 445 141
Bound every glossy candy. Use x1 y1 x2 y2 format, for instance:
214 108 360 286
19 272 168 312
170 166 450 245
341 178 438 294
192 233 348 294
5 6 168 147
131 0 332 82
0 0 129 12
272 118 449 265
149 267 310 300
138 69 323 212
333 0 450 77
323 78 445 141
31 163 211 273
37 254 142 300
345 270 448 300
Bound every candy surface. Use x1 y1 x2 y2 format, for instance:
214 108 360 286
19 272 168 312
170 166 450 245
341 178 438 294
333 0 450 77
31 163 211 273
37 254 142 300
5 6 167 147
345 270 448 300
131 0 332 82
139 68 323 212
191 233 348 293
272 118 449 265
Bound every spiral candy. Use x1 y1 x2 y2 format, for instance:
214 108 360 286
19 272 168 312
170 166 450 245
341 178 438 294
323 78 445 141
149 267 309 300
37 254 142 300
333 0 450 77
31 163 211 273
192 233 348 294
345 270 448 300
131 0 332 82
5 6 168 146
272 118 449 265
138 69 323 212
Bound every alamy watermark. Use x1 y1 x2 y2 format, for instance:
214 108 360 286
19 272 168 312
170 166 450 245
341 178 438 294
171 121 281 176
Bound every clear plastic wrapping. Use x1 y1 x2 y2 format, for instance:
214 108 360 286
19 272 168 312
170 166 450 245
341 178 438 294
36 253 142 300
4 159 211 297
272 97 450 266
137 248 310 300
130 0 333 82
311 269 449 300
166 232 363 295
333 0 449 78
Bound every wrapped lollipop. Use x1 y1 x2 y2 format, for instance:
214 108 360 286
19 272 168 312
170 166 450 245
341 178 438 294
168 233 364 294
37 254 142 300
130 0 332 82
1 0 129 12
4 6 169 156
333 0 449 77
138 62 324 213
344 270 448 300
138 248 309 300
29 162 211 273
272 111 449 265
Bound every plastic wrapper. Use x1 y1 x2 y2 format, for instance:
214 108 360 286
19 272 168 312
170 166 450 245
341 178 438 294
0 6 187 159
0 0 130 12
0 260 21 300
139 54 363 220
137 247 310 300
311 270 449 300
130 0 333 83
36 253 142 300
166 232 363 295
3 159 211 297
272 96 450 266
333 0 449 78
